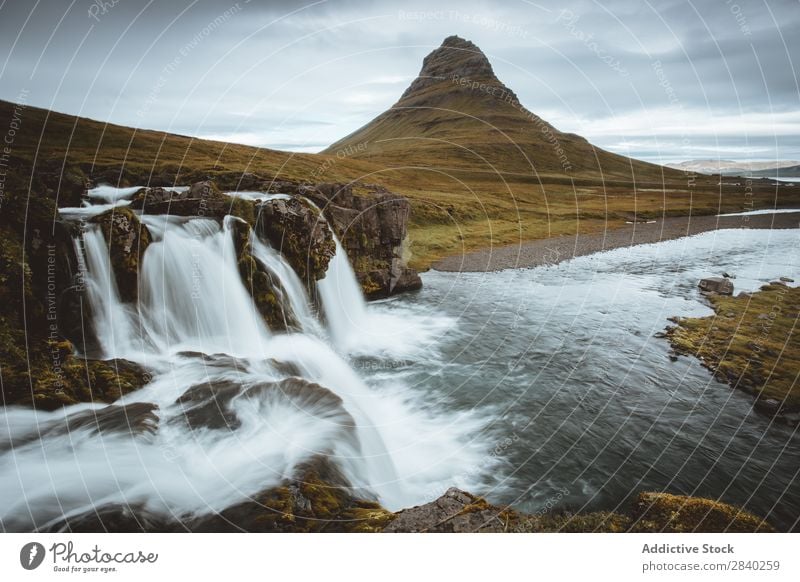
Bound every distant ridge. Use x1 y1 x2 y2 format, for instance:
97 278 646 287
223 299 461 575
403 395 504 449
667 159 800 176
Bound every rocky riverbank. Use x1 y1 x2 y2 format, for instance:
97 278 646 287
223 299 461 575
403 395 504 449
665 282 800 423
48 482 773 533
433 211 800 272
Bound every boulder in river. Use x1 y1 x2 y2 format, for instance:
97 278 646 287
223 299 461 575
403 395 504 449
698 277 733 295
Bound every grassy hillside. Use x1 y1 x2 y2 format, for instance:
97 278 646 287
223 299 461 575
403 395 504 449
2 75 798 271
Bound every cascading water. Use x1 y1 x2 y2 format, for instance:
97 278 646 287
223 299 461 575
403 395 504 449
0 201 495 531
138 217 272 358
249 234 322 336
76 226 139 358
317 236 368 347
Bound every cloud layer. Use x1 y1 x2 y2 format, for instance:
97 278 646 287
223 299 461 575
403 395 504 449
1 0 797 163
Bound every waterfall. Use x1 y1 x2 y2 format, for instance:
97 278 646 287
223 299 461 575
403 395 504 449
138 216 272 358
76 226 139 358
249 234 322 336
317 236 368 347
0 205 492 531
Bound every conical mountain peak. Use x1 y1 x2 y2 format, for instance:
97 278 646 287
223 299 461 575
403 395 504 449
399 36 502 102
325 36 668 181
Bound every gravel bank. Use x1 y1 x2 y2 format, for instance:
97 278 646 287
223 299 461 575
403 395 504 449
432 211 800 272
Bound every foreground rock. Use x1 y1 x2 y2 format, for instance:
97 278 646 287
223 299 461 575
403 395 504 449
665 283 800 422
384 488 773 533
384 488 517 532
303 183 422 298
42 478 773 532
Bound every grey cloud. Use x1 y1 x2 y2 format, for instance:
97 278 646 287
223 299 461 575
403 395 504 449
1 0 798 161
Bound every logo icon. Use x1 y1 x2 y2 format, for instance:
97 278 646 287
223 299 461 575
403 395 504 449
20 542 45 570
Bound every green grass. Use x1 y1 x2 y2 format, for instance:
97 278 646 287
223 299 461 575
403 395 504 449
667 283 800 413
3 98 799 271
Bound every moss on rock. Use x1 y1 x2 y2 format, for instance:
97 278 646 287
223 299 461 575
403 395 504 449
628 492 773 532
229 218 296 332
255 196 335 292
666 283 800 418
91 206 151 303
191 459 395 532
383 488 774 533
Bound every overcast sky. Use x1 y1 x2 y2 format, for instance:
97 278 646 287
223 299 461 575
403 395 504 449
1 0 798 163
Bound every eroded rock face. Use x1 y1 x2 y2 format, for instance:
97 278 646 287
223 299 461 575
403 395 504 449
229 218 298 332
384 487 516 533
91 206 151 303
130 180 238 219
399 35 500 104
383 488 774 533
189 458 394 533
302 183 422 298
255 196 335 291
699 277 734 295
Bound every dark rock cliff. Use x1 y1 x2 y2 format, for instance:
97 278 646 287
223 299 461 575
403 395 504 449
301 183 422 299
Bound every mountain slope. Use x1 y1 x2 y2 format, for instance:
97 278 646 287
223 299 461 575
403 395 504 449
0 98 379 195
667 159 800 176
325 36 679 181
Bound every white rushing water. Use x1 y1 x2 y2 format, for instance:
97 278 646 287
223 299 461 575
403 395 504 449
0 208 493 531
317 236 368 348
249 234 322 335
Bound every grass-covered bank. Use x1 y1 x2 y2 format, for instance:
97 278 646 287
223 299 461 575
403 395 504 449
3 99 800 272
667 283 800 420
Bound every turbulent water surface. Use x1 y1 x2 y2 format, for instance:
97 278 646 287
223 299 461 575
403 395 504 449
365 228 800 530
2 187 799 532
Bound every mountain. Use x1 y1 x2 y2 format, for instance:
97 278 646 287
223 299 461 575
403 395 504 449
1 37 793 271
325 36 678 181
747 164 800 178
666 159 800 176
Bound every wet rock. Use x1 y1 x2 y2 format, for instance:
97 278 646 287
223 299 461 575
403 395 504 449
175 380 243 431
698 277 733 295
28 356 152 410
229 217 297 332
175 351 253 371
302 183 422 298
91 206 151 302
628 492 773 532
174 377 357 436
255 196 335 290
754 397 782 414
47 503 171 533
130 180 236 219
383 488 516 532
189 458 394 532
